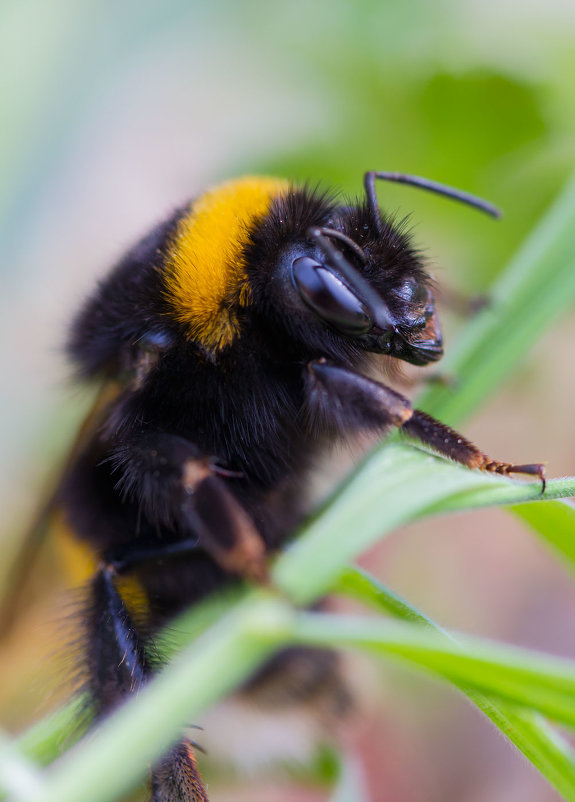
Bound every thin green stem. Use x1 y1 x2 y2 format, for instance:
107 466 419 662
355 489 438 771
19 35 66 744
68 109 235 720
334 567 575 800
291 612 575 728
0 731 43 801
9 595 575 802
6 595 291 802
273 445 575 605
7 464 575 801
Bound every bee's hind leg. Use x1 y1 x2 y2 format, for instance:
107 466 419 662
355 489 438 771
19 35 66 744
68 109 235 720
85 564 209 802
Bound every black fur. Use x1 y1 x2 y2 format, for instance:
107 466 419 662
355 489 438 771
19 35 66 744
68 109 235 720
58 180 540 802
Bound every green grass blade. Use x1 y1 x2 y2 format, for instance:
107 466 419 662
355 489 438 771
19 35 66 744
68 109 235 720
334 567 575 800
292 612 575 728
512 500 575 571
0 730 43 800
11 463 575 786
14 698 89 769
334 566 449 629
4 594 291 802
415 469 575 514
329 753 370 802
274 443 575 605
10 595 575 802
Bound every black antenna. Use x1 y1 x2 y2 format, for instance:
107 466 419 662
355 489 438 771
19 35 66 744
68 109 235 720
364 171 501 232
307 226 368 264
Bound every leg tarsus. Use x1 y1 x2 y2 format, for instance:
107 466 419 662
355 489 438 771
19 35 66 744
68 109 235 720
403 409 545 489
151 741 209 802
481 460 546 493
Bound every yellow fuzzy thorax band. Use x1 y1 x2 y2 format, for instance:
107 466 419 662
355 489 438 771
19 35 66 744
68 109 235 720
164 175 289 353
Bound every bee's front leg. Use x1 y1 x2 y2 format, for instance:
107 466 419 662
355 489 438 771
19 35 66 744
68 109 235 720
305 360 545 487
109 432 268 581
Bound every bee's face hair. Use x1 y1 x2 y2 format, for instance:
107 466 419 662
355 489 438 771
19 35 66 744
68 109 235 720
244 185 441 367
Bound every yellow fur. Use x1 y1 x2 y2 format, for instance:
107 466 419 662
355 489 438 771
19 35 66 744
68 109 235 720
52 511 97 585
53 513 148 613
164 176 288 353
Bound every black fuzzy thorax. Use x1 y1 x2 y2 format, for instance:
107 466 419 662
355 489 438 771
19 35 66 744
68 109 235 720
108 331 318 486
62 184 429 620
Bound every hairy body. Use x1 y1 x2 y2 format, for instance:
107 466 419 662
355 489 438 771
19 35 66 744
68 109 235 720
58 175 542 801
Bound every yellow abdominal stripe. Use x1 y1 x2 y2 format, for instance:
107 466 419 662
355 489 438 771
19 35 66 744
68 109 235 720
52 510 98 585
164 175 289 353
53 511 149 613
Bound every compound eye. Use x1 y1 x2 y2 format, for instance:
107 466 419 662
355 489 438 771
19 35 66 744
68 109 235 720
291 256 372 335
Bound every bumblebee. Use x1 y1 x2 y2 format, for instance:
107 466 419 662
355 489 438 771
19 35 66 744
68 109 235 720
37 172 544 801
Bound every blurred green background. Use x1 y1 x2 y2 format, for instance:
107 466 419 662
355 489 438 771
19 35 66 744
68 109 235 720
1 1 574 800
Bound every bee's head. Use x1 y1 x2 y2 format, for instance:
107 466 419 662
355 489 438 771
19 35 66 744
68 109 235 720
246 188 443 367
247 172 499 367
284 223 443 367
